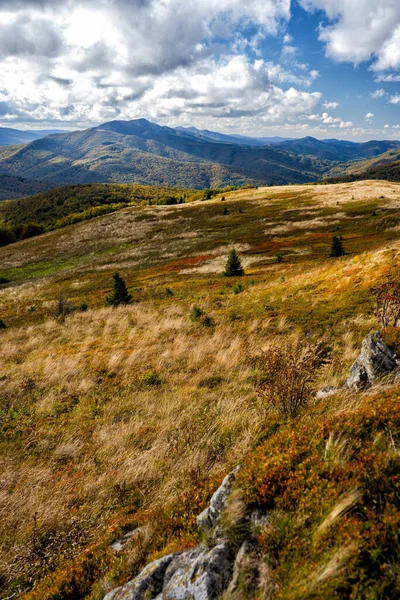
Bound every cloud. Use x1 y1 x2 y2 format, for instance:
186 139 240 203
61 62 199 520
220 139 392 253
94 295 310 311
0 0 331 131
299 0 400 70
390 95 400 104
365 112 374 123
375 74 400 82
322 101 338 109
0 15 63 59
371 89 386 99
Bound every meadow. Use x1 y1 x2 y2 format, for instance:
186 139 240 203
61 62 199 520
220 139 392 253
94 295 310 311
1 180 400 599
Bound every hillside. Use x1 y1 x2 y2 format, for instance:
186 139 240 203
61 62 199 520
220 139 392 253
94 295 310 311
0 183 198 232
324 159 400 184
2 180 400 599
0 174 54 201
0 127 66 147
0 120 331 188
1 119 397 190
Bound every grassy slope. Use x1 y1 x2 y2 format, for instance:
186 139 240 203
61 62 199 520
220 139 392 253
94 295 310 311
1 180 400 598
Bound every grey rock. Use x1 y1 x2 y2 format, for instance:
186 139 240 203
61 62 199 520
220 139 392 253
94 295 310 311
111 528 141 553
104 467 242 600
346 332 399 390
103 553 176 600
162 542 234 600
316 385 340 399
197 466 240 533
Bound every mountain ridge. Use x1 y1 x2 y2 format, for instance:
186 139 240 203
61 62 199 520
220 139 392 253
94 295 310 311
0 118 399 191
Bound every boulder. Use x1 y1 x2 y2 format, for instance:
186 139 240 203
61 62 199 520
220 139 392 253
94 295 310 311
346 332 399 390
159 542 234 600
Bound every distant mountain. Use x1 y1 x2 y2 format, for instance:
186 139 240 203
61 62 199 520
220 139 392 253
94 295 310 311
273 137 400 162
0 119 398 190
0 174 54 200
0 127 67 146
0 119 333 188
324 158 400 184
175 126 292 146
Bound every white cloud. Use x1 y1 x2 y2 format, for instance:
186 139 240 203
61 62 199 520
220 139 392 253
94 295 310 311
375 74 400 82
339 121 353 128
365 112 374 122
299 0 400 70
283 33 293 44
390 95 400 104
323 101 338 109
0 0 331 130
384 124 390 128
371 88 386 99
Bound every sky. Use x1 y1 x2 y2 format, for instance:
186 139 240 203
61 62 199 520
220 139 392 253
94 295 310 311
0 0 399 141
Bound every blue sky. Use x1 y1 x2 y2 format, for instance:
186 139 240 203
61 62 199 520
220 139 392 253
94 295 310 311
0 0 398 141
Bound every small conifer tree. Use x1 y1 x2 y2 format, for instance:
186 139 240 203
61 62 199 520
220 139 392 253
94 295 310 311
223 206 228 215
105 272 132 307
223 249 245 277
0 318 6 329
329 236 345 257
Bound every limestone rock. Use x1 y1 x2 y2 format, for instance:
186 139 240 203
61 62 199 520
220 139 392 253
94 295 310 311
160 542 234 599
103 553 175 600
346 332 398 390
197 466 240 533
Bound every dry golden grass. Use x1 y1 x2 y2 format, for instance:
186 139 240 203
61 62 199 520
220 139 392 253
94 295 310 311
1 180 400 597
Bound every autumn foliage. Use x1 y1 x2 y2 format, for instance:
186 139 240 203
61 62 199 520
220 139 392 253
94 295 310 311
371 272 400 330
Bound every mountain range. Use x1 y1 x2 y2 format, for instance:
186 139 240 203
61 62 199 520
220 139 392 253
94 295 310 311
0 126 67 147
0 118 399 193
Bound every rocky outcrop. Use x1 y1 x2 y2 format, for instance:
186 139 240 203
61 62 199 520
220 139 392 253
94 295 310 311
104 467 248 600
104 554 175 600
317 331 400 397
346 331 399 390
197 466 240 534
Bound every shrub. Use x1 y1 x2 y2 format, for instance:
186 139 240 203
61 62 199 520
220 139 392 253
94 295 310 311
20 222 45 240
0 318 7 329
223 249 245 277
276 253 283 263
0 227 16 247
371 273 400 329
383 326 400 355
80 301 88 312
329 236 345 257
223 207 228 215
140 370 162 387
232 283 243 294
54 293 75 318
255 340 330 418
189 305 204 321
105 273 132 307
0 276 10 284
